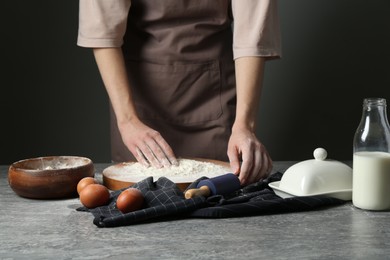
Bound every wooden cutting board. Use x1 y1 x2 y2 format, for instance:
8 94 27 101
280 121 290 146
102 158 230 191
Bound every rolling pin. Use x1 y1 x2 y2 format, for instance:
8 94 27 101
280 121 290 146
184 173 241 199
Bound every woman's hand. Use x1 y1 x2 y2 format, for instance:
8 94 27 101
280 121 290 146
230 56 272 185
93 47 177 168
119 118 178 168
227 127 272 186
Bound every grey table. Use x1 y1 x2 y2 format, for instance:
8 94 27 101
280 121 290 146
1 162 390 260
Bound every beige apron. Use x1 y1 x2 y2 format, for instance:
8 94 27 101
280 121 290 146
111 0 236 162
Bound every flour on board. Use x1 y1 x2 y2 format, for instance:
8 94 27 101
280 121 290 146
105 158 230 182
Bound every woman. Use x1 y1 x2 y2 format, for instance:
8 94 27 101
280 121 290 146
78 0 281 185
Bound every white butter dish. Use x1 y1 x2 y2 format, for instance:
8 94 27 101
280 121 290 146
269 148 352 201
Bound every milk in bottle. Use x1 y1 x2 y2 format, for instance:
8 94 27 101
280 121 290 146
353 98 390 211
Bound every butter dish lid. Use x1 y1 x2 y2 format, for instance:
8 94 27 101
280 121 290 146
269 148 352 200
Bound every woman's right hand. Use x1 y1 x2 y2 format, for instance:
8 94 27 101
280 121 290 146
118 118 178 168
93 47 178 168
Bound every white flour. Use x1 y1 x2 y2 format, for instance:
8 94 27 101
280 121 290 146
105 158 231 182
38 158 86 170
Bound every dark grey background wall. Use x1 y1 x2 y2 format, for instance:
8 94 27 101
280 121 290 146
1 1 389 164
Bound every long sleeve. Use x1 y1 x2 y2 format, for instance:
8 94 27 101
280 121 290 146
77 0 131 47
232 0 281 60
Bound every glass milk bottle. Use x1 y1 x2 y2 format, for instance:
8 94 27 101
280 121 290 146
353 98 390 210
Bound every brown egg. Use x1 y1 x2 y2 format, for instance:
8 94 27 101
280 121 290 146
79 184 110 208
77 177 99 194
116 188 144 213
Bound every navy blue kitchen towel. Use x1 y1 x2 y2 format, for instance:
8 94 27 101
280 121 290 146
77 177 207 227
77 172 345 228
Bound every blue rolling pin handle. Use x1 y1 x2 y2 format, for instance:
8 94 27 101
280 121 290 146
196 173 241 196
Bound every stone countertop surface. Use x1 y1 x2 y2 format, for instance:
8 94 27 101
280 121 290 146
1 161 390 260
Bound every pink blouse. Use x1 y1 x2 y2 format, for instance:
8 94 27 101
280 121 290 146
77 0 281 60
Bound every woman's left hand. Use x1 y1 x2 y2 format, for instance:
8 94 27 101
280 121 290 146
227 127 272 186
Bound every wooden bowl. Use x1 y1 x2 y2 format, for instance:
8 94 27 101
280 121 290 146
8 156 94 199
